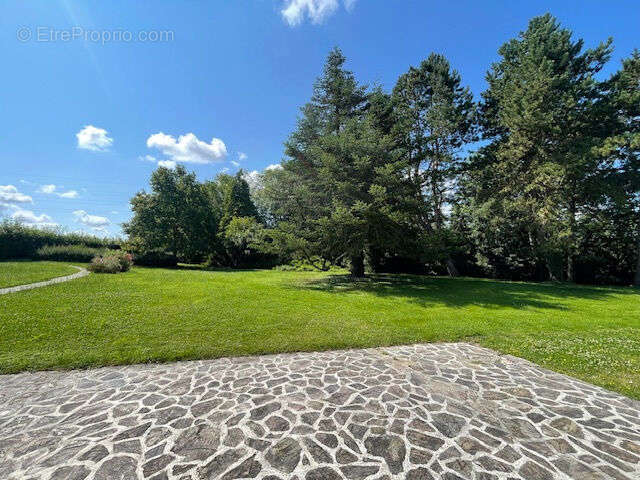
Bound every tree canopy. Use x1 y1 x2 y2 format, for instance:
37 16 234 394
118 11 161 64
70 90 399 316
125 16 640 285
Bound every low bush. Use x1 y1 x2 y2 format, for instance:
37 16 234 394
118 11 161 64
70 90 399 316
35 244 105 262
88 251 133 274
0 220 120 259
133 249 178 267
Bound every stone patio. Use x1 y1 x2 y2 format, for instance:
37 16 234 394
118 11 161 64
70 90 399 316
0 343 639 479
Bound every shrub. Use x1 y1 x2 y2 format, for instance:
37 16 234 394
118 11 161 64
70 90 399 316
88 251 133 274
133 249 178 267
0 220 120 259
88 255 122 273
114 251 133 272
35 244 105 262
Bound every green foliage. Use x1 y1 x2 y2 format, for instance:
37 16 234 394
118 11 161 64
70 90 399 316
125 167 267 268
132 249 178 268
392 53 476 231
460 13 633 283
88 251 132 273
0 220 117 260
594 50 640 285
223 216 265 249
124 165 218 263
390 53 477 275
265 48 412 276
119 18 639 285
35 244 105 263
219 172 259 231
274 258 343 272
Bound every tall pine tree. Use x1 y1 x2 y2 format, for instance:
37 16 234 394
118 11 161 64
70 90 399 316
474 14 612 281
598 51 640 284
267 48 410 276
392 53 476 275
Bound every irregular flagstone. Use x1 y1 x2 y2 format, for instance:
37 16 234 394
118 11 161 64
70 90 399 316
0 343 639 479
94 456 138 480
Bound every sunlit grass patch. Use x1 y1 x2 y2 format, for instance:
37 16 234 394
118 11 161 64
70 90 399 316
0 261 78 288
1 266 638 399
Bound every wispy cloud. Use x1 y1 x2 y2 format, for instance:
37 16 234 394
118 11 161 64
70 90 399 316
281 0 356 26
37 184 79 199
38 184 56 194
59 190 79 198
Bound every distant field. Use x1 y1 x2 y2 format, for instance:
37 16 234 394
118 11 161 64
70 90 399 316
0 261 77 288
0 263 639 399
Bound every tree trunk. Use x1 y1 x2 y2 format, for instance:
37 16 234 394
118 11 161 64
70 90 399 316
635 237 640 287
367 247 384 273
445 258 459 277
350 253 365 278
172 226 179 260
566 193 577 282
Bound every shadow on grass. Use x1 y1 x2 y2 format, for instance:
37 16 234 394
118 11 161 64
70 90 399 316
172 264 260 273
295 274 639 311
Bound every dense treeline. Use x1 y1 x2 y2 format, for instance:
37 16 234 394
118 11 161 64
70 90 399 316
126 14 639 285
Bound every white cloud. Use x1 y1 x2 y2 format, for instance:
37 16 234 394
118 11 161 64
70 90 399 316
11 209 55 226
0 185 32 203
147 132 227 164
59 190 79 198
266 163 283 171
73 210 110 227
281 0 355 25
37 184 79 199
76 125 113 151
157 159 177 169
38 184 57 194
238 152 248 161
231 160 241 168
0 186 50 225
139 154 157 163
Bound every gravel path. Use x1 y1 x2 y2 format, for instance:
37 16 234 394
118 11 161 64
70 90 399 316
0 343 639 479
0 266 89 295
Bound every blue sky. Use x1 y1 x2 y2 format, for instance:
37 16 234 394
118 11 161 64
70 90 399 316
1 1 638 237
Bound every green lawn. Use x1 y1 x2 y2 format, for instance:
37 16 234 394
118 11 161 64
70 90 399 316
1 264 639 399
0 261 78 288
